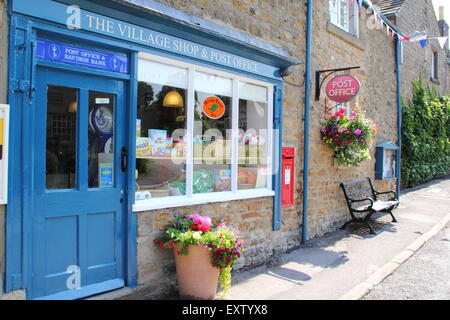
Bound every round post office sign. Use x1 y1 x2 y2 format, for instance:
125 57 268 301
325 75 360 103
202 96 226 119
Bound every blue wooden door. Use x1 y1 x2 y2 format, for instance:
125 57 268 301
31 68 127 299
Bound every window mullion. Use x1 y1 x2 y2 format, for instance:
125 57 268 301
231 78 239 193
267 85 274 191
186 66 195 198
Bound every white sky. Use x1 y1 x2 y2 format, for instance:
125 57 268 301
432 0 450 25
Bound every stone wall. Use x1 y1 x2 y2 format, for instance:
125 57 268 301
395 0 449 100
131 0 399 298
133 0 307 298
306 3 398 238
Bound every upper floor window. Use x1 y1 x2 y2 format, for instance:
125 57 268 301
431 51 438 80
329 0 359 36
330 0 349 32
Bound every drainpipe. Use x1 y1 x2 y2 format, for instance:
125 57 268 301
302 0 313 246
395 36 402 199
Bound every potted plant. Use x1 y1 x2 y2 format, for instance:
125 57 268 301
320 106 379 167
154 212 245 300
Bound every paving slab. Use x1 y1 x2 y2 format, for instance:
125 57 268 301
226 176 450 300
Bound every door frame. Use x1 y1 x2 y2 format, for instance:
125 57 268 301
6 16 138 297
31 68 128 299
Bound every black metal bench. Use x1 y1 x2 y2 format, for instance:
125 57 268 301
340 177 399 234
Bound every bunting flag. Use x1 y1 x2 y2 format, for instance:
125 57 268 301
437 37 448 49
353 1 448 48
419 39 427 48
407 32 428 42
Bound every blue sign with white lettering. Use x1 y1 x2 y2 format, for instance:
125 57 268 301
36 40 129 74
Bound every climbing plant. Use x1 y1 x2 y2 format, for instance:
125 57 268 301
401 79 450 188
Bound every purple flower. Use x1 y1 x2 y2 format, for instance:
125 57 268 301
354 129 362 135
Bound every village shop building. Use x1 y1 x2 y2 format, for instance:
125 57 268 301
1 0 302 300
3 0 443 300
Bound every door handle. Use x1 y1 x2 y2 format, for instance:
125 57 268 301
121 147 128 172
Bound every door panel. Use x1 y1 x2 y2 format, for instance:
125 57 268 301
31 68 127 299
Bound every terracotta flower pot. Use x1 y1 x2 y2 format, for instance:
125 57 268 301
174 245 220 300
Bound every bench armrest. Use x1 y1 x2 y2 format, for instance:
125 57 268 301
375 190 397 200
347 197 374 206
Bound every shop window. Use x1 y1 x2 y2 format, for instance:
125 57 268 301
135 53 274 206
136 59 187 199
329 0 359 36
193 71 232 193
238 82 269 190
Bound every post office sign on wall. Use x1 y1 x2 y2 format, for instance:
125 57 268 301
325 75 360 103
0 104 10 204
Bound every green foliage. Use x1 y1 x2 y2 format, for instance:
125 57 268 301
401 79 450 188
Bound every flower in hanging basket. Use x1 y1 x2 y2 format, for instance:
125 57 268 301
154 212 245 298
320 106 378 167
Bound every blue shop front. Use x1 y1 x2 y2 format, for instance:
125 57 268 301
5 0 297 299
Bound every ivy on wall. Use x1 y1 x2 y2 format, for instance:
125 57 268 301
401 79 450 188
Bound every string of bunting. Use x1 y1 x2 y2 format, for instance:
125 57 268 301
348 0 448 49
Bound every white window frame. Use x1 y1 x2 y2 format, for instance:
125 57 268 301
330 0 350 33
329 0 359 37
133 52 275 212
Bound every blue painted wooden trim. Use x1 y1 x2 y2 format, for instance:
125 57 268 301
272 84 283 231
126 52 138 288
25 17 283 86
12 0 286 80
5 15 35 292
55 0 300 68
34 279 124 300
5 15 24 292
36 60 131 81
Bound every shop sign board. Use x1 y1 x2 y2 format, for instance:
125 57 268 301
325 75 360 103
36 40 129 73
0 105 9 204
12 0 279 78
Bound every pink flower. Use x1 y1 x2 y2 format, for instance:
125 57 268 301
351 113 357 116
186 214 212 232
354 129 362 135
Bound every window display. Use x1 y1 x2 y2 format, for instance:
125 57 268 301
136 53 274 204
193 71 232 193
136 58 187 199
238 82 269 190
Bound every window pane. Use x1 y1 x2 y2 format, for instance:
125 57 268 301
136 60 187 200
138 58 188 89
194 72 232 193
339 0 349 30
329 0 339 26
88 91 115 188
46 86 77 190
238 82 268 190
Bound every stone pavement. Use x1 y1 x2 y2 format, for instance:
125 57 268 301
101 176 449 301
224 176 450 300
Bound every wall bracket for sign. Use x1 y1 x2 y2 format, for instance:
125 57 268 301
315 66 360 101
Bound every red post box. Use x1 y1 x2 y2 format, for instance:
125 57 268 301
281 147 295 207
